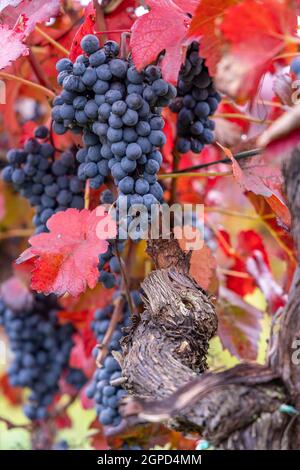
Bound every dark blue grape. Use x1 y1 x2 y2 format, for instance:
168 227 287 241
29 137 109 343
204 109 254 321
81 34 100 54
135 178 149 195
56 58 73 73
119 176 134 194
109 59 128 78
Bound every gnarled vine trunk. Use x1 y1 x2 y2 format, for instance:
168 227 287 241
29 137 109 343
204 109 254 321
119 149 300 450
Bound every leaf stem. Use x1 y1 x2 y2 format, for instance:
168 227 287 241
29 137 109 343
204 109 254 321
206 207 275 220
170 148 262 174
95 29 130 35
28 48 54 91
218 268 251 279
158 171 231 179
35 26 69 56
84 181 90 209
0 72 55 98
214 113 273 125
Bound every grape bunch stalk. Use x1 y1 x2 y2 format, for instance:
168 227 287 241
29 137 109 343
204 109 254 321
169 41 221 154
1 126 84 234
0 293 85 421
52 35 175 214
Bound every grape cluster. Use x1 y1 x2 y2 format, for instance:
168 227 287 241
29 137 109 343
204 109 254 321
98 238 125 289
65 367 88 391
52 35 173 214
86 291 141 427
0 293 76 420
97 188 121 288
1 126 84 233
169 41 221 153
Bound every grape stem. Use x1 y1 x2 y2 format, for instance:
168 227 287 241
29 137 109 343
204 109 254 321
35 26 69 56
96 293 125 367
214 113 273 125
121 32 131 59
218 268 251 279
0 72 55 99
114 241 136 317
158 170 232 179
84 181 90 209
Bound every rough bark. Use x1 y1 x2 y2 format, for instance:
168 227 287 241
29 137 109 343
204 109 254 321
119 149 300 449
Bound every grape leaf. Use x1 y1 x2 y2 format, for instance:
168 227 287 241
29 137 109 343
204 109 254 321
217 286 263 360
218 0 296 99
16 208 117 297
225 145 291 227
69 2 96 61
0 373 22 406
0 0 61 34
188 0 239 75
0 24 27 69
69 331 95 376
218 229 269 296
0 1 21 11
177 230 217 290
105 0 137 43
130 0 197 84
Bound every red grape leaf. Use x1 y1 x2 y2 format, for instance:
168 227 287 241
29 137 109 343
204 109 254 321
217 286 263 360
0 24 27 69
57 309 91 330
247 192 296 280
54 410 72 430
188 0 239 75
16 208 117 297
105 0 137 43
130 0 197 84
177 229 216 290
224 145 291 227
69 2 96 62
218 229 269 296
0 0 61 34
69 331 95 377
0 373 23 405
0 0 62 69
218 0 296 99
